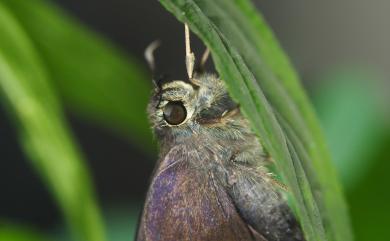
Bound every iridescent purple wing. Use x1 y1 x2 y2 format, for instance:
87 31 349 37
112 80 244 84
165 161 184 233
136 146 265 241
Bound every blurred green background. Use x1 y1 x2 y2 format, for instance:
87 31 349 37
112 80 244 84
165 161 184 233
0 0 389 241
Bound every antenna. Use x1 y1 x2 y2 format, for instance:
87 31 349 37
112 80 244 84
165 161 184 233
144 40 161 73
199 48 210 72
185 23 195 79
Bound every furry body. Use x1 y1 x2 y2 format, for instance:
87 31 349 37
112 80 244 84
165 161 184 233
137 74 304 241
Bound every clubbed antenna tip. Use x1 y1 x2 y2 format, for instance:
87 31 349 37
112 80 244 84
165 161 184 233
144 40 161 73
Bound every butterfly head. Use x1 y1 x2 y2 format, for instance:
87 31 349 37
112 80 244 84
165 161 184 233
148 73 238 140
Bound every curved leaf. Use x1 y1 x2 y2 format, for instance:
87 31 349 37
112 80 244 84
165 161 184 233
159 0 353 240
0 3 106 241
2 0 152 147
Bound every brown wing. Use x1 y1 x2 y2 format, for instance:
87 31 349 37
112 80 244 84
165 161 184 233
222 163 305 241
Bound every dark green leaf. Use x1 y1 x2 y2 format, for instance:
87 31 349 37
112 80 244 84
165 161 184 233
0 223 51 241
0 3 106 241
158 0 353 240
2 0 153 147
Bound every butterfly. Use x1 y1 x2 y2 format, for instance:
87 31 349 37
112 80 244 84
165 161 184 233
136 24 304 241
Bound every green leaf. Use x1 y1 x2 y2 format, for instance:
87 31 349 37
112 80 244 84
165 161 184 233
2 0 153 148
0 223 51 241
0 3 106 241
159 0 353 240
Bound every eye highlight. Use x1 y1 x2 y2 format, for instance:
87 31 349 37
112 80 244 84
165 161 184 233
163 101 187 125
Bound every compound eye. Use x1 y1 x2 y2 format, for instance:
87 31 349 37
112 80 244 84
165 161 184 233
163 101 187 125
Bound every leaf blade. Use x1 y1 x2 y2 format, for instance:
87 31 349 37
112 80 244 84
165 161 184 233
158 0 353 240
0 3 106 241
0 223 51 241
2 0 153 147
